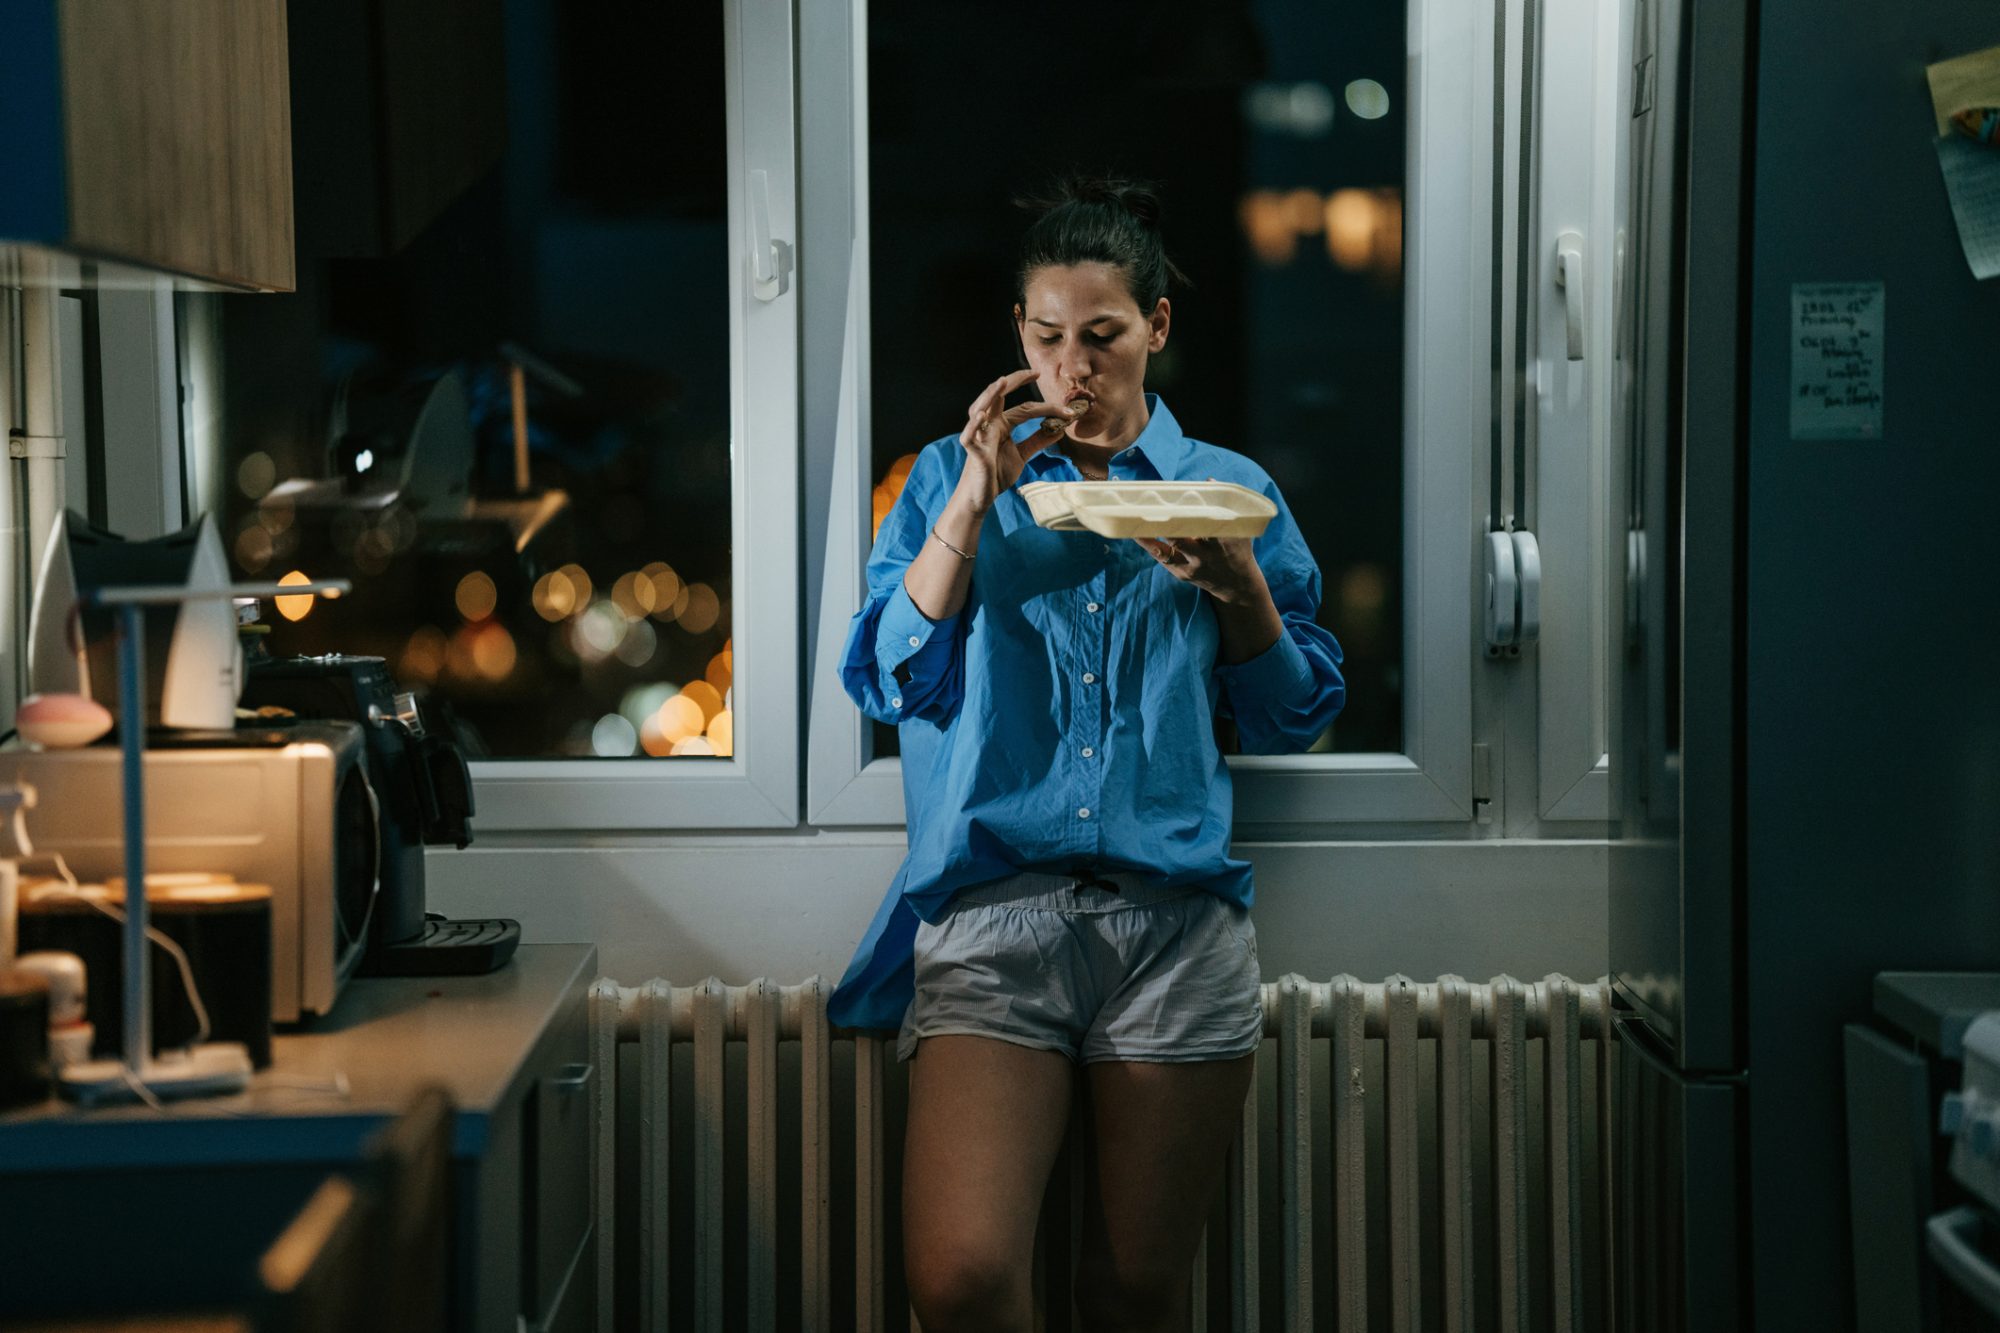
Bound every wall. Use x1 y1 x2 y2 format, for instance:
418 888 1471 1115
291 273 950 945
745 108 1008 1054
1744 0 2000 1328
428 838 1608 997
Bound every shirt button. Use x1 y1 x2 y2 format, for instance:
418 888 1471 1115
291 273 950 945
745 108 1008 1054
1086 602 1100 613
908 635 921 647
890 696 902 708
1078 807 1092 819
1082 672 1096 684
1081 747 1094 758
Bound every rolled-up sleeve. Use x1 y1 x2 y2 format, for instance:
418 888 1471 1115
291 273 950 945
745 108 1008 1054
1213 478 1346 754
838 444 966 725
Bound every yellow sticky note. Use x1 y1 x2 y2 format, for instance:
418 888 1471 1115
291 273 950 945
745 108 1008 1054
1925 44 2000 139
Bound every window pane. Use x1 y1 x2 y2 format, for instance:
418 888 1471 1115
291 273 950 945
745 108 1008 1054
866 0 1405 759
192 3 734 760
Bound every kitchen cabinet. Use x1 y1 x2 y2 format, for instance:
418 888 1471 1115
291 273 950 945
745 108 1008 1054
0 944 597 1333
0 0 295 291
1846 973 2000 1332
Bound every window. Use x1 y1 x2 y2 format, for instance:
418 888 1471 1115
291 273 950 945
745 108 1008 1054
1514 0 1622 824
808 0 1493 828
0 251 189 734
178 0 799 830
9 0 1621 843
864 0 1406 760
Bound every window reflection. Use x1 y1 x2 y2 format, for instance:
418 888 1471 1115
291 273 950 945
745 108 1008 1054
867 0 1406 758
188 3 734 760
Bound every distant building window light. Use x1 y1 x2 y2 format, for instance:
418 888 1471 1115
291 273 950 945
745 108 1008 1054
1344 79 1391 120
592 712 639 757
1238 187 1404 280
1243 81 1336 137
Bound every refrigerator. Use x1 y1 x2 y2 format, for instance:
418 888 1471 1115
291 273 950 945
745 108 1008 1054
1608 0 2000 1328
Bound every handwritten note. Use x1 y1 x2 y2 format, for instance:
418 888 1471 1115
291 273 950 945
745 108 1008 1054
1791 283 1884 440
1927 46 2000 280
1936 135 2000 279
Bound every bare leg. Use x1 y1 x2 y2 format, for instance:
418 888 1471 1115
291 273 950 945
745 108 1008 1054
903 1035 1075 1333
1074 1054 1256 1333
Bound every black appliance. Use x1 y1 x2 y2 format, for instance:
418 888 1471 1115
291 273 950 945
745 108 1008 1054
239 653 517 976
1607 0 2000 1327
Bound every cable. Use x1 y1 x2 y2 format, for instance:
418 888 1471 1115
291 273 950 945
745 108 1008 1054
261 1072 352 1099
26 853 212 1048
111 1070 351 1119
117 1064 170 1114
22 859 356 1112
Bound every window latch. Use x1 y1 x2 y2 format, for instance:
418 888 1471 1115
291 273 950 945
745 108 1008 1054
1554 231 1586 361
749 169 790 301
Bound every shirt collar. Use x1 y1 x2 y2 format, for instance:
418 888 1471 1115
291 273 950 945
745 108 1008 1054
1016 394 1190 482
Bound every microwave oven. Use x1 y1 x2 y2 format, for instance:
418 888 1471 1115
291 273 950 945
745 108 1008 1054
0 722 378 1022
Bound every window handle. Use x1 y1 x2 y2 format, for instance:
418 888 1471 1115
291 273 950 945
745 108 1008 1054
749 169 789 301
1555 230 1585 361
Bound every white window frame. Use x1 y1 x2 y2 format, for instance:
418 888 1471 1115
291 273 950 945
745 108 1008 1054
1 252 28 728
1523 0 1624 823
469 0 800 831
806 0 1485 829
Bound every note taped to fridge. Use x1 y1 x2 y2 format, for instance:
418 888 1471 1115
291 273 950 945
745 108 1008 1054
1935 134 2000 280
1790 283 1883 441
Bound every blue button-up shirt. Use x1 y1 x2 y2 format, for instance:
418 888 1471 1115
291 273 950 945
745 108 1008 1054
827 396 1345 1030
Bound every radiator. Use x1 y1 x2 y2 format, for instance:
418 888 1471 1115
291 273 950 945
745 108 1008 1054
589 972 1615 1333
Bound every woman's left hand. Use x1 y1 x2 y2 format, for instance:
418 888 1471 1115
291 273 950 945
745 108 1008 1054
1133 535 1269 606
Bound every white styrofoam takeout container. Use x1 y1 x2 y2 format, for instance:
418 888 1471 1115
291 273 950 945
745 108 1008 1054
1016 480 1277 539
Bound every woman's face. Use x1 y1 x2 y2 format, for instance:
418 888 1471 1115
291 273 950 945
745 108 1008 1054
1015 262 1170 436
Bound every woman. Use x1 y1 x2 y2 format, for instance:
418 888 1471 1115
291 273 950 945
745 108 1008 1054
830 176 1345 1332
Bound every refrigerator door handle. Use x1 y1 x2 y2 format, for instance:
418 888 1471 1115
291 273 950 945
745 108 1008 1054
1927 1205 2000 1320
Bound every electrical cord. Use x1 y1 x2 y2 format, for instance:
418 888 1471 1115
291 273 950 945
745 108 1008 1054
114 1068 352 1119
24 856 353 1113
26 853 212 1047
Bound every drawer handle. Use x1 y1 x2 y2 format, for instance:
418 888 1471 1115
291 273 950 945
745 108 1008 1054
550 1062 593 1094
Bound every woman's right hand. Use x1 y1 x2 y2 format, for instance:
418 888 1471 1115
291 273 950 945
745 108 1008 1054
954 368 1084 511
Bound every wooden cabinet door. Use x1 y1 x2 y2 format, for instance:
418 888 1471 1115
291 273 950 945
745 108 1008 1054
49 0 295 290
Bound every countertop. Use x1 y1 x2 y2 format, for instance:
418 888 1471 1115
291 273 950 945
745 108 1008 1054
0 943 596 1170
1874 971 2000 1061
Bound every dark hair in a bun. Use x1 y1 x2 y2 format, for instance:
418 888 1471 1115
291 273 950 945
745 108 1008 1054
1014 173 1190 311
